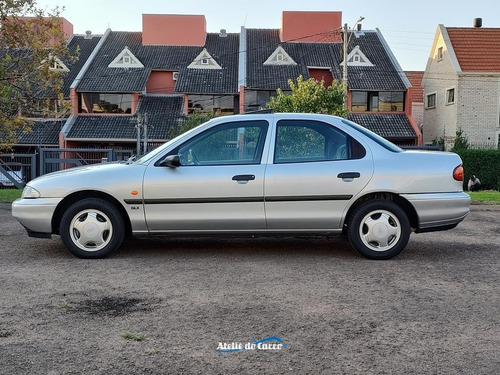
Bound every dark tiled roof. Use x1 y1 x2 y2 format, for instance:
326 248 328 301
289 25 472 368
76 32 151 92
67 95 185 141
16 120 65 145
347 113 416 139
333 32 407 91
246 29 307 89
62 35 102 96
0 36 101 99
246 29 406 91
176 33 239 93
76 31 239 93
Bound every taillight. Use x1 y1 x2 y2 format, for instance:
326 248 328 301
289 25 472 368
453 165 464 181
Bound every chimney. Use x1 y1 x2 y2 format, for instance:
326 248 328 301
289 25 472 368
84 30 92 39
219 29 227 37
281 11 343 43
357 23 362 31
473 18 482 28
142 14 206 46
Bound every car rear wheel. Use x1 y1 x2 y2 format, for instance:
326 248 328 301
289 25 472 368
348 200 410 260
60 198 125 259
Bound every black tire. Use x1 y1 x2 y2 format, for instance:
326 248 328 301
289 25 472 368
60 198 125 259
347 200 410 260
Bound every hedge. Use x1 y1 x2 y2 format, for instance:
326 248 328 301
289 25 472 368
453 149 500 190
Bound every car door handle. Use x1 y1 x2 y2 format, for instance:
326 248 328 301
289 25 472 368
337 172 361 179
232 174 256 181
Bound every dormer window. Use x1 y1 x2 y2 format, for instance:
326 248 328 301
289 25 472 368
341 46 374 67
188 49 222 70
263 46 297 66
108 47 144 68
42 56 69 72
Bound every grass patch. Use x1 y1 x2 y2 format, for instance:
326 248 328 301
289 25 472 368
468 190 500 204
0 189 22 203
122 332 146 341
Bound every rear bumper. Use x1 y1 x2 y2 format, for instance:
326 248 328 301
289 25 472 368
400 192 470 232
11 197 62 234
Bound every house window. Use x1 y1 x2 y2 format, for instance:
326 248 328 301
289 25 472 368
446 88 455 105
277 53 283 61
188 95 235 115
351 91 404 112
79 93 132 114
437 47 443 61
123 55 131 64
426 92 436 109
244 90 281 112
352 92 368 111
201 58 209 65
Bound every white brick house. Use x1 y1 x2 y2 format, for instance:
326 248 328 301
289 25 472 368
422 23 500 150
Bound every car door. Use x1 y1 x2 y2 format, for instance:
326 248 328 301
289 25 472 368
143 119 270 232
264 119 373 230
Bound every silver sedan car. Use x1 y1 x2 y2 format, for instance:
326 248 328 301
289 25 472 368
12 114 470 259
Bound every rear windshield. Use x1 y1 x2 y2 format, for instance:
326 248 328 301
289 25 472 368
341 119 403 153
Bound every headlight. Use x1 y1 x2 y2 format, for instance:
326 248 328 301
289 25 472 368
21 186 41 199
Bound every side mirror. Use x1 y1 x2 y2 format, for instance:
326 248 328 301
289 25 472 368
159 155 181 168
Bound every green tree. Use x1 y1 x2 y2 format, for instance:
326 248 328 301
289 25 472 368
451 128 469 152
0 0 71 149
169 109 217 139
266 75 348 117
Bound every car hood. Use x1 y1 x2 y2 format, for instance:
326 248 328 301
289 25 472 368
27 162 146 198
34 162 127 181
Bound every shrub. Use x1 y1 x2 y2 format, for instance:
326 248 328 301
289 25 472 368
453 149 500 190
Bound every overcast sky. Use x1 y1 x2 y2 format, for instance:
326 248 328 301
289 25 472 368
35 0 499 71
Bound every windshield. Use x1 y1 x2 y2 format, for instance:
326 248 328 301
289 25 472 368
341 119 403 153
134 119 215 164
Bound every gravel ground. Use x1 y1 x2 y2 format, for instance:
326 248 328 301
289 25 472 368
1 203 499 374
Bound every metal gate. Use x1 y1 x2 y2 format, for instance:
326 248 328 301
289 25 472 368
40 148 134 175
0 154 37 189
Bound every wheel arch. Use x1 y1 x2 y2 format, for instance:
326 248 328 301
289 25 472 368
344 192 419 232
51 190 132 236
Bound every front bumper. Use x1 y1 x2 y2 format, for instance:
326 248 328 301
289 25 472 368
401 192 470 231
11 197 62 235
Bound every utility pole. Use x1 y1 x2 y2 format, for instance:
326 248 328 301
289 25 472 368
142 113 148 155
342 17 365 111
342 23 349 110
136 114 142 156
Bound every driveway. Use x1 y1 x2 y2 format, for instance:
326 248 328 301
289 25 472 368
1 203 499 374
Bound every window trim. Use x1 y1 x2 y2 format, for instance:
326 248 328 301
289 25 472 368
445 86 455 105
157 120 269 167
437 47 443 61
273 119 363 164
425 91 437 109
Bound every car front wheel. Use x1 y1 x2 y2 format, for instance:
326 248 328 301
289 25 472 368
60 198 125 259
348 200 410 260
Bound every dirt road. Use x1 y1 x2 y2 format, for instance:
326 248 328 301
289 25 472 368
1 203 499 374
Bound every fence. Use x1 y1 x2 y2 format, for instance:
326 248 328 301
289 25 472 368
39 148 134 175
467 142 499 150
0 149 134 189
0 154 37 189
